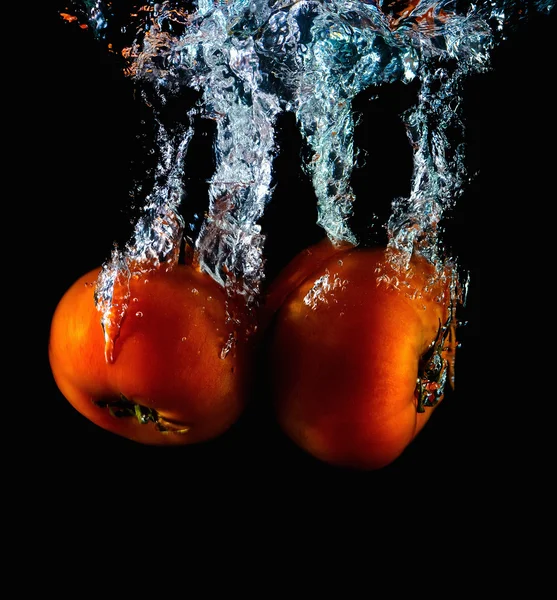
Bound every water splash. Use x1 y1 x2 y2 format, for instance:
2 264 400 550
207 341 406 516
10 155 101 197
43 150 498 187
94 111 191 362
60 0 553 355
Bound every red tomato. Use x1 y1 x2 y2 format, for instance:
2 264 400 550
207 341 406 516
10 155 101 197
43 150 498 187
48 263 252 445
263 240 459 470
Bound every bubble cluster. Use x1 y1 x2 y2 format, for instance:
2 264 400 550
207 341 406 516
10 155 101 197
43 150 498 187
62 0 552 345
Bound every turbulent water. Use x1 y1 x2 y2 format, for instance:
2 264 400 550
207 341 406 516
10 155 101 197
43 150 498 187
59 0 553 357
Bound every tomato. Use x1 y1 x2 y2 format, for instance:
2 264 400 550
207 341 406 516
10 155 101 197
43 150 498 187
48 263 252 445
263 241 459 470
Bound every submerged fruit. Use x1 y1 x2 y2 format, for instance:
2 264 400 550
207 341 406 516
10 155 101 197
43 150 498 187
265 243 458 470
49 263 252 445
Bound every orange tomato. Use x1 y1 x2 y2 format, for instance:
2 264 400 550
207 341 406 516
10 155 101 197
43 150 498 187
263 241 459 470
48 263 252 445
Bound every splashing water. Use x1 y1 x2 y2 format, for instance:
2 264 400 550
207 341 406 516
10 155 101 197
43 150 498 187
60 0 553 359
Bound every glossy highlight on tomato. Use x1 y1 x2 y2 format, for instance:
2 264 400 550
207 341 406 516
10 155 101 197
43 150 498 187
263 241 459 470
48 263 252 445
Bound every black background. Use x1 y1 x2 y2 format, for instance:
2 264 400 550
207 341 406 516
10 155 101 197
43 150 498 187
28 5 554 515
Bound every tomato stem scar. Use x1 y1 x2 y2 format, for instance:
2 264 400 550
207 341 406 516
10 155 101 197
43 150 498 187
94 395 192 434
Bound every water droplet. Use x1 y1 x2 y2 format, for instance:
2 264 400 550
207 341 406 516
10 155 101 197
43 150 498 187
104 338 115 365
220 332 236 359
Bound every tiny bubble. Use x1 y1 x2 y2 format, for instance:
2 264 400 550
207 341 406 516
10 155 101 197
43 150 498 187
191 288 199 295
135 311 143 318
181 336 187 342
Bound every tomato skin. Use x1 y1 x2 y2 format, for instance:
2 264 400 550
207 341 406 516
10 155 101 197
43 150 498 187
265 244 457 470
49 264 251 445
260 238 353 329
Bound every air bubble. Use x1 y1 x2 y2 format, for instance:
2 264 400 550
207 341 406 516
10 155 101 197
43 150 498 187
220 332 236 359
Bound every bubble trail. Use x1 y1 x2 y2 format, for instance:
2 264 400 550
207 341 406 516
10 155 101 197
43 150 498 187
95 119 192 362
386 4 495 268
191 23 282 304
64 0 553 353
